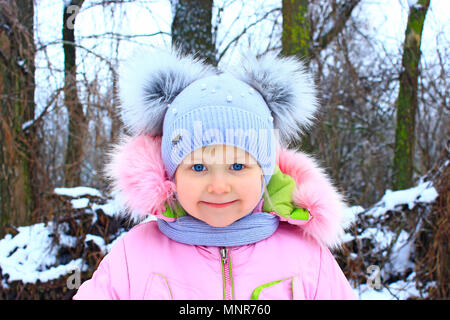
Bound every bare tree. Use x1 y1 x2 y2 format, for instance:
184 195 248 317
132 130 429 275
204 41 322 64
172 0 217 65
63 0 86 187
281 0 360 153
393 0 430 190
282 0 360 61
416 46 449 174
0 0 37 234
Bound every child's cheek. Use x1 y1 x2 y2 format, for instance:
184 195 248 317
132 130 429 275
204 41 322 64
238 175 262 203
175 175 201 206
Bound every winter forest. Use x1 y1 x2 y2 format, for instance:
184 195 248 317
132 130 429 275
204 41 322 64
0 0 448 300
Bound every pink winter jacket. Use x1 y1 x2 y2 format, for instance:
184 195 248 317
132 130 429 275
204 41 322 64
73 135 356 300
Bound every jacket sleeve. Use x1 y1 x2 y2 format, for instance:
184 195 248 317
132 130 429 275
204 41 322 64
314 245 357 300
73 237 130 300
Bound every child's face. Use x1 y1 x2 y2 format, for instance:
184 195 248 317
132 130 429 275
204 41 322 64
175 145 263 227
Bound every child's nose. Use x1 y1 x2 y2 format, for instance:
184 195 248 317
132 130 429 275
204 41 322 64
207 177 231 194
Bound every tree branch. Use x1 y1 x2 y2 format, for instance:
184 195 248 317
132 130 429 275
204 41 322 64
314 0 360 51
218 7 280 62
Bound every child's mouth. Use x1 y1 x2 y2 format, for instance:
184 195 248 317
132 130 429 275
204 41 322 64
200 200 238 208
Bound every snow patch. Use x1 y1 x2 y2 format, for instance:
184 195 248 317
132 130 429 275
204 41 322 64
369 181 437 218
91 198 122 218
54 186 102 198
71 198 90 209
0 222 84 284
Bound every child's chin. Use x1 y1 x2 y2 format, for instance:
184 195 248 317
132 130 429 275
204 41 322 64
204 217 237 228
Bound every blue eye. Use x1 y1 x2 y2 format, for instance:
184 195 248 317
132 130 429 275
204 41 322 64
192 164 205 172
231 163 244 171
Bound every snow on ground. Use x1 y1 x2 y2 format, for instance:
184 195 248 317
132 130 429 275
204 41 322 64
346 179 438 300
54 186 103 198
0 222 86 286
356 272 421 300
0 182 439 299
369 180 438 219
0 187 120 287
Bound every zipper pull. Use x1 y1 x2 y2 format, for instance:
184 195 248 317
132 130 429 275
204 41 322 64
220 247 228 264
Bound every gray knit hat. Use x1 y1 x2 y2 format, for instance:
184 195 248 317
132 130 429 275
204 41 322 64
119 47 318 185
161 73 276 186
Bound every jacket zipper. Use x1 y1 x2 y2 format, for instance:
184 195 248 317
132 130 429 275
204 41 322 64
220 247 234 300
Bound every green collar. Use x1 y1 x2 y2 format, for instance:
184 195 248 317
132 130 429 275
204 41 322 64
162 165 308 221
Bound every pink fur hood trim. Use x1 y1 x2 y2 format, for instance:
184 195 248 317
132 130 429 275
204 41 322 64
106 135 348 248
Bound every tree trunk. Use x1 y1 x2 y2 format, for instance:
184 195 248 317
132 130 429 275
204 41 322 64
0 0 36 234
281 0 311 60
171 0 217 66
281 0 360 152
110 64 122 144
63 0 86 187
393 0 430 190
281 0 313 152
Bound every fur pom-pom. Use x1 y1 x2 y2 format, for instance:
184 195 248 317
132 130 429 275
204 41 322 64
232 52 319 147
104 135 176 220
119 47 216 135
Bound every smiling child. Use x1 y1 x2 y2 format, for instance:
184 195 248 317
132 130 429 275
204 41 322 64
73 47 356 300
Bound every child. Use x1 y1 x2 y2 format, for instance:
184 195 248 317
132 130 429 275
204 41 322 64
73 48 356 300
